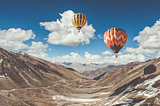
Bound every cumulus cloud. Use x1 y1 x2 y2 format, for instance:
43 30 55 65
124 47 156 56
0 39 28 51
26 41 48 54
102 51 112 55
51 51 144 64
0 28 35 51
52 51 102 63
0 28 49 61
104 53 146 63
85 52 101 60
0 28 35 41
124 19 160 58
52 52 84 63
51 51 146 64
134 19 160 49
26 41 50 60
40 10 96 47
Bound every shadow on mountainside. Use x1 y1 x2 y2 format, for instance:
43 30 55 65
143 64 156 76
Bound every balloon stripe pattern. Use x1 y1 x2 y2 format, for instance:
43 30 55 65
104 28 127 53
72 13 87 31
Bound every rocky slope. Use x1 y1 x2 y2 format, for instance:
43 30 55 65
92 57 160 105
0 47 89 105
0 47 87 89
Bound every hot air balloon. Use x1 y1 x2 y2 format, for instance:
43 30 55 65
71 13 87 33
104 28 127 58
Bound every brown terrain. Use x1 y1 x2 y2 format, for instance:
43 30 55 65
0 47 160 106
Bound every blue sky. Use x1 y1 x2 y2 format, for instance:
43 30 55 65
0 0 160 63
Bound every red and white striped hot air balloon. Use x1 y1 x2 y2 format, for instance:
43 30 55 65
104 28 127 58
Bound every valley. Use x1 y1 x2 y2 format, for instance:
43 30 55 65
0 47 160 106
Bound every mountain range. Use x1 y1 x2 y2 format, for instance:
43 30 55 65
56 62 120 73
0 47 160 106
0 47 87 105
83 62 139 80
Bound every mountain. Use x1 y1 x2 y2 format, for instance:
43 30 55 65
0 47 88 105
82 62 139 80
56 62 119 73
92 57 160 105
0 48 86 89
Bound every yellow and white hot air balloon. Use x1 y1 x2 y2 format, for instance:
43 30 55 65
71 13 87 32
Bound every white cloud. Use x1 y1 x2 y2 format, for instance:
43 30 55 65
156 51 160 58
119 53 146 62
51 51 145 64
125 47 156 56
29 52 52 62
70 52 82 59
52 52 84 63
0 28 50 61
52 51 102 63
103 55 119 63
0 39 29 51
102 51 112 55
0 28 35 51
26 41 50 60
40 10 96 47
27 41 48 53
0 28 35 41
134 19 160 49
98 34 103 39
85 51 101 60
104 53 146 64
124 19 160 57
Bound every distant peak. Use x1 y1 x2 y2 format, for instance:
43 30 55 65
18 51 25 55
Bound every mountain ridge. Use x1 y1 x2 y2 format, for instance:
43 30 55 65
56 62 120 73
93 57 160 105
0 47 87 89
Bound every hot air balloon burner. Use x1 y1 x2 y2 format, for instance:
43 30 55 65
115 54 118 58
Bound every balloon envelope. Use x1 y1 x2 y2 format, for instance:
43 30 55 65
104 27 127 54
71 13 87 32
